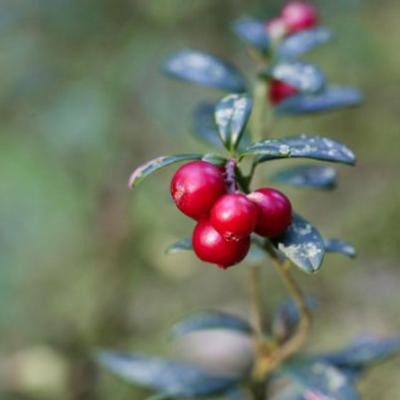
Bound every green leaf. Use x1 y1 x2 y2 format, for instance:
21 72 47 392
97 352 238 397
324 238 356 258
129 154 226 188
215 94 253 152
274 360 359 400
272 297 317 342
318 336 400 371
163 50 246 92
240 135 356 165
272 214 325 273
165 238 192 255
277 86 363 115
277 27 332 59
170 311 253 339
232 17 270 54
270 165 337 190
193 102 224 148
266 61 325 94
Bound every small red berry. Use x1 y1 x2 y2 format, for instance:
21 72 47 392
248 188 292 238
192 220 250 268
268 80 298 105
266 17 288 41
171 161 226 220
281 1 318 34
210 193 258 240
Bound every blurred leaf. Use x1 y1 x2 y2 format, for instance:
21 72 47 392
193 102 223 148
272 297 317 342
97 352 238 397
318 337 400 371
277 27 332 59
225 387 247 400
265 61 325 94
171 311 253 339
324 239 356 258
276 86 363 115
165 238 192 254
215 94 253 152
270 165 337 190
202 153 228 166
232 17 270 54
272 214 325 274
275 360 359 400
240 135 356 166
128 154 204 187
163 50 246 92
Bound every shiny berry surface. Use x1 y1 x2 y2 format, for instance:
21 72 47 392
248 188 292 238
192 220 250 268
171 161 226 220
210 193 258 240
268 80 298 105
281 1 318 33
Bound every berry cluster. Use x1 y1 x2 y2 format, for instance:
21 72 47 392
171 161 292 269
266 1 319 105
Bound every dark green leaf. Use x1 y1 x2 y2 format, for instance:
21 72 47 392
272 297 317 342
165 239 192 255
215 94 253 152
163 50 246 92
275 360 359 400
324 238 356 258
266 61 325 94
277 27 332 59
97 352 238 397
171 311 253 339
277 86 363 115
271 165 337 190
272 214 325 273
193 102 224 148
129 154 225 188
319 337 400 371
232 17 270 53
240 135 356 166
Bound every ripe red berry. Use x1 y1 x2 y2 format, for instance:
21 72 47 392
281 1 318 34
171 161 226 220
192 220 250 269
210 193 258 240
248 188 292 238
268 80 298 105
266 17 288 41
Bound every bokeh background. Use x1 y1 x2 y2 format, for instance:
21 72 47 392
0 0 399 399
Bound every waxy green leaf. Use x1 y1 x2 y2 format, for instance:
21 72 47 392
324 238 356 258
266 61 325 94
163 50 246 92
277 86 363 115
165 238 192 255
277 27 332 59
272 214 325 274
193 102 224 148
232 17 270 53
240 135 356 165
215 94 253 152
171 311 253 339
129 154 226 188
97 352 238 397
271 165 337 190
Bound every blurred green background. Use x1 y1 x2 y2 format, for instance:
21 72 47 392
0 0 399 399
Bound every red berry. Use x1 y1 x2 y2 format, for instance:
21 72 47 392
266 17 288 41
192 220 250 269
281 1 318 34
171 161 226 220
210 193 258 240
248 188 292 238
268 80 298 105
